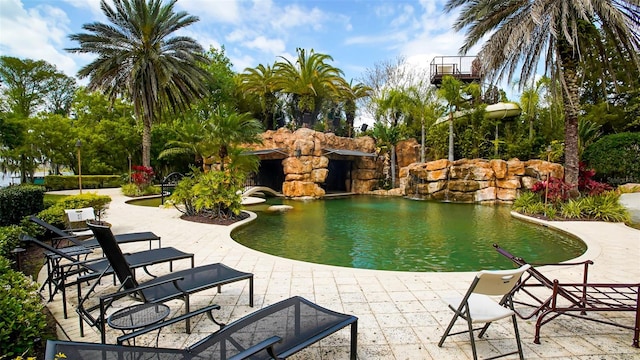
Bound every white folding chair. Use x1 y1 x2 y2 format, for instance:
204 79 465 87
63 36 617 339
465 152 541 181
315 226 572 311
438 264 530 360
64 207 96 237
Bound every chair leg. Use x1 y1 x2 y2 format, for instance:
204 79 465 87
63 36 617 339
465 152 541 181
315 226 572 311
185 294 191 334
512 314 524 360
466 309 478 360
350 320 358 360
438 310 461 347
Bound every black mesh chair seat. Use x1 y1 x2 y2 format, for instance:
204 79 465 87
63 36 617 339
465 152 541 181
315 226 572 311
22 234 194 319
30 216 161 249
46 341 189 360
47 297 357 360
138 263 251 303
190 296 358 360
78 222 254 343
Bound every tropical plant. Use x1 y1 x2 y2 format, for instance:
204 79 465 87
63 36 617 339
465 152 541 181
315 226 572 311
438 75 473 161
582 132 640 186
67 0 211 168
203 108 263 171
273 48 345 127
531 177 572 204
444 0 640 190
238 64 281 130
578 163 611 196
169 167 247 220
580 192 630 223
577 119 602 159
339 80 373 137
404 83 439 162
512 191 545 215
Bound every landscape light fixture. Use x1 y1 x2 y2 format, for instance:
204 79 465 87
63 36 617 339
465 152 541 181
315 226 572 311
76 140 82 194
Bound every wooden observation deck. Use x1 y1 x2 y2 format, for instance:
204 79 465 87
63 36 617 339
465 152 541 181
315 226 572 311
430 56 482 86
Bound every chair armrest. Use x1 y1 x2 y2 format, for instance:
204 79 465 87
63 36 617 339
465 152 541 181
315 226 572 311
116 304 222 345
228 336 282 360
99 275 187 303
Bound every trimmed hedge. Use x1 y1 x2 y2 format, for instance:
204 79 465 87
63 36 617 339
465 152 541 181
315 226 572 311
34 193 112 231
0 185 45 226
44 175 122 191
583 132 640 186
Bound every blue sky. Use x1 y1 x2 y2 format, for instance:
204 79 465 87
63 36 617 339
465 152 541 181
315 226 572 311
0 0 481 86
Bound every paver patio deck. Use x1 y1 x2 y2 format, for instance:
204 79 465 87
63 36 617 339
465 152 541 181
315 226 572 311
41 189 640 359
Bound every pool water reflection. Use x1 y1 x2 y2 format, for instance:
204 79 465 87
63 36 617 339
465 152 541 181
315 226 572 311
232 196 586 272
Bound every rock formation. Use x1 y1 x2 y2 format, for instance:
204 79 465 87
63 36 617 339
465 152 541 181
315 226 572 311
401 158 564 203
249 128 382 198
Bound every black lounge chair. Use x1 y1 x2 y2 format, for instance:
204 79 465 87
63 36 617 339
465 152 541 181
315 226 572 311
48 296 357 359
494 244 640 348
78 221 254 343
21 234 194 318
29 215 162 250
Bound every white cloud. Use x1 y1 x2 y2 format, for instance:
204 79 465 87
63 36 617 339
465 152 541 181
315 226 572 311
270 5 326 31
0 0 79 76
242 36 285 56
230 53 256 72
62 0 103 19
177 0 241 24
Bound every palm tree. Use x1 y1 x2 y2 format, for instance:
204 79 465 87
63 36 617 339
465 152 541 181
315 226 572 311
67 0 211 167
202 107 263 171
374 88 411 187
444 0 640 188
340 80 373 137
238 64 280 130
405 83 438 162
438 76 465 161
273 48 345 128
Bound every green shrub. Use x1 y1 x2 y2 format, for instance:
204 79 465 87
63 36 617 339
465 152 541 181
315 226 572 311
580 192 630 223
0 185 45 226
560 199 584 219
544 205 557 220
512 191 542 214
33 193 112 231
169 169 244 219
0 256 47 357
583 132 640 186
121 184 161 197
0 225 24 259
44 175 122 191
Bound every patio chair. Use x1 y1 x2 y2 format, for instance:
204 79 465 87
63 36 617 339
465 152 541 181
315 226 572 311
48 296 357 359
29 215 162 249
78 221 254 343
438 264 530 360
494 243 640 348
21 234 194 318
64 207 97 237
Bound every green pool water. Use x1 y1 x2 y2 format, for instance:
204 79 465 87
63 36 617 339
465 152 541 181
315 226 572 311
128 195 586 272
232 196 586 272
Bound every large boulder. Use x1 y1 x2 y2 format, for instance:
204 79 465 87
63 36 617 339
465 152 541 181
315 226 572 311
401 157 564 204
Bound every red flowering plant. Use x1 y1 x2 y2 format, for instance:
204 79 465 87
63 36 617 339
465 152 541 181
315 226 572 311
578 162 612 196
131 165 154 192
531 176 572 203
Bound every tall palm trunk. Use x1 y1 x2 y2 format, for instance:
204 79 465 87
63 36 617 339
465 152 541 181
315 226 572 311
390 146 397 188
142 118 152 168
448 115 454 161
560 48 581 190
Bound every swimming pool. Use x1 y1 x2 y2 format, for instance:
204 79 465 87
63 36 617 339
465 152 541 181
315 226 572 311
232 196 586 272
